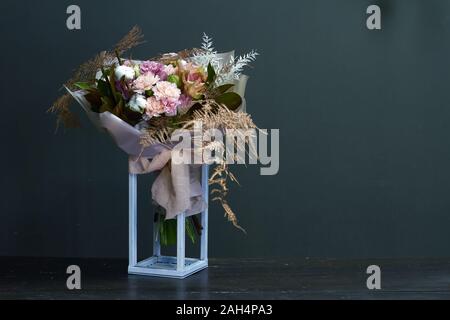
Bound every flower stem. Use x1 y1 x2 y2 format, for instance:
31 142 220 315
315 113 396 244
115 50 123 66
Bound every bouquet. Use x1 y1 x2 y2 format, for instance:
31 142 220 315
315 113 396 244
50 27 259 245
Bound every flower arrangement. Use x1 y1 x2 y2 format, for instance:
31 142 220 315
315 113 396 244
50 27 259 246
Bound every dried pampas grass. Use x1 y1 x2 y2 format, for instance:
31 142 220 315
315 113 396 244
140 126 172 148
183 101 257 132
49 26 144 130
184 101 259 164
188 102 258 232
48 93 80 130
210 163 246 233
114 25 145 54
139 100 258 232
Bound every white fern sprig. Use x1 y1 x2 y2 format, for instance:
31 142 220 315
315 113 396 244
216 50 259 84
232 50 259 78
192 33 221 72
191 34 259 85
201 33 215 52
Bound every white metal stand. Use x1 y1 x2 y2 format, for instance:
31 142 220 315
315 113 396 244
128 165 209 279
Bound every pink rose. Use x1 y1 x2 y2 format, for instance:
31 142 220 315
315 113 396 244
178 61 207 99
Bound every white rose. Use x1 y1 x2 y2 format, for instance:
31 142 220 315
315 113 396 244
128 94 147 113
115 65 135 81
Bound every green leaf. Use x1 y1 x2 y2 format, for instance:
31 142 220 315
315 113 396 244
74 82 91 90
108 67 118 105
101 68 111 77
215 92 243 111
213 84 234 96
112 98 125 117
159 219 167 246
158 217 197 246
84 91 102 112
115 50 123 66
156 206 197 246
167 75 181 88
97 80 111 97
160 219 177 246
207 63 216 84
115 92 123 104
98 97 113 113
100 96 113 106
100 67 110 81
99 103 110 113
186 218 196 244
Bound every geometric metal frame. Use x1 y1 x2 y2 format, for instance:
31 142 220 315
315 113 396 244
127 165 209 279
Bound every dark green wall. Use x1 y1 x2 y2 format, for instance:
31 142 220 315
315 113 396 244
2 0 450 258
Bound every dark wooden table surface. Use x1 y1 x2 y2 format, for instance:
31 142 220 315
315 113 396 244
1 257 450 299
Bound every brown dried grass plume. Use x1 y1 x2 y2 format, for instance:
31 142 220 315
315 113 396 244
49 26 144 130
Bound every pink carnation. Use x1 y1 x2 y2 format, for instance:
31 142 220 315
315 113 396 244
164 64 177 76
161 98 179 116
140 61 168 80
152 81 181 116
153 81 181 101
132 73 160 92
177 94 193 114
145 97 165 118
